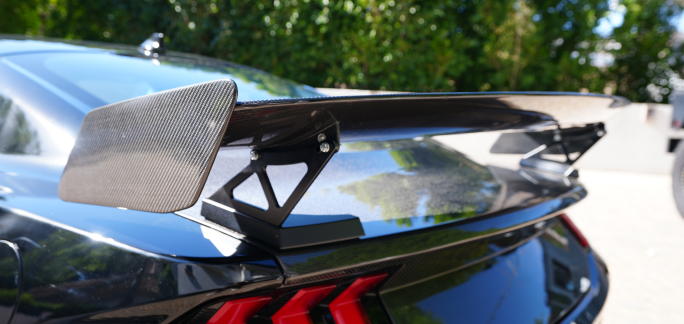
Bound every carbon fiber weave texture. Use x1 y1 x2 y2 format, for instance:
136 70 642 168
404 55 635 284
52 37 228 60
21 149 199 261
59 79 237 213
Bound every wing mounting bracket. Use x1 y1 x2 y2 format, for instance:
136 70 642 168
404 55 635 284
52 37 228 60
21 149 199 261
201 123 364 249
491 123 606 177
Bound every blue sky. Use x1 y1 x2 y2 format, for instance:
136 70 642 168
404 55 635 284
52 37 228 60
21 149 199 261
594 0 684 38
594 2 626 37
674 13 684 33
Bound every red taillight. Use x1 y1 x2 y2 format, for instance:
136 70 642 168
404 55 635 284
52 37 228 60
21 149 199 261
271 285 336 324
559 213 589 248
329 273 388 324
205 273 387 324
208 296 272 324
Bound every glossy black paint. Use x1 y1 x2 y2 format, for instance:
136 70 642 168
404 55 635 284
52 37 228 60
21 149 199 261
0 173 271 259
0 36 609 324
183 139 583 241
0 241 20 324
169 217 606 324
0 209 282 324
380 219 591 324
2 49 321 108
562 251 609 324
184 138 501 231
272 185 585 285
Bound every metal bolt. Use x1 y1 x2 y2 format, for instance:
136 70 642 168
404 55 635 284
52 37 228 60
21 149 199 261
319 142 331 153
597 130 605 137
318 133 327 142
250 150 260 161
553 134 562 142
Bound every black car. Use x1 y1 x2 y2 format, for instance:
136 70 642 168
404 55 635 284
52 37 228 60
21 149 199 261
0 34 620 324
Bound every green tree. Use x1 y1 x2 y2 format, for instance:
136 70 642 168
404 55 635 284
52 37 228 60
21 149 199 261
0 0 682 102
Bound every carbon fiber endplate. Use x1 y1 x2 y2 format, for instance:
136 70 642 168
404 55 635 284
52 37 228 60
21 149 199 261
59 79 238 213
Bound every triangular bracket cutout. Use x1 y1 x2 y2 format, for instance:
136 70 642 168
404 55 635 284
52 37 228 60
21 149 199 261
266 163 308 207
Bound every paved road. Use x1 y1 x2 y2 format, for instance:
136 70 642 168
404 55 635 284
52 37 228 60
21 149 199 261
567 169 684 323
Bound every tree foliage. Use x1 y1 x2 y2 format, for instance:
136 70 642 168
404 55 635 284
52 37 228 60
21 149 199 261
0 0 682 102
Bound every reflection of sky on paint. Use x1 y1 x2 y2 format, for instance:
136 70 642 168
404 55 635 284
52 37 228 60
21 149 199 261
415 191 429 216
362 217 438 237
8 195 235 258
409 240 550 324
341 127 475 142
41 53 317 104
178 148 251 219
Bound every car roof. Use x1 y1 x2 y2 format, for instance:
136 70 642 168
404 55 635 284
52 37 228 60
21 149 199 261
0 34 132 55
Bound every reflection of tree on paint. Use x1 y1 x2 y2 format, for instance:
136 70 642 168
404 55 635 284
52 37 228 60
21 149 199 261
291 229 496 324
0 243 19 319
382 260 490 324
0 95 40 155
16 229 177 317
340 139 500 226
379 304 444 324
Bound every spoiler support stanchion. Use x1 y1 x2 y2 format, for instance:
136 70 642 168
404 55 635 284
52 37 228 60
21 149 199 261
201 123 365 249
491 123 606 177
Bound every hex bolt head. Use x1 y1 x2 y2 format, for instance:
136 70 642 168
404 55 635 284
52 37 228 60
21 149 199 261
250 150 260 161
319 142 331 153
318 133 327 142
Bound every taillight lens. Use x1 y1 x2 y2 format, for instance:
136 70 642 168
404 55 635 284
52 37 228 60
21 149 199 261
329 273 388 324
204 273 388 324
208 296 272 324
559 213 589 248
272 285 336 324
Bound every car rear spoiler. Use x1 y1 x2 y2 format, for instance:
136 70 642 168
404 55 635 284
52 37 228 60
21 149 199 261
58 79 628 248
